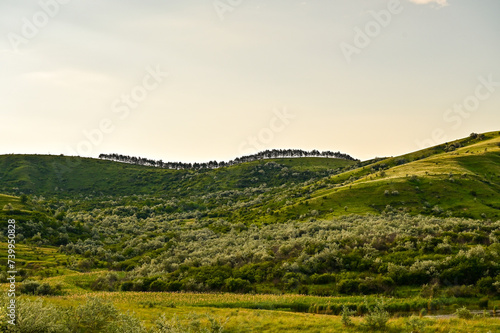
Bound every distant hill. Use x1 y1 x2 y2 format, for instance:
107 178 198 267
0 131 499 220
0 154 357 197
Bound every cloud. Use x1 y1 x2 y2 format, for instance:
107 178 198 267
409 0 449 7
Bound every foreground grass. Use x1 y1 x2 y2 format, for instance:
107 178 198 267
15 293 500 333
22 292 500 332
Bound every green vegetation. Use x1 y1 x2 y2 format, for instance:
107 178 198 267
1 293 499 332
0 131 499 331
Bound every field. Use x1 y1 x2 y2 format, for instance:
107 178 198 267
12 291 500 332
0 132 499 332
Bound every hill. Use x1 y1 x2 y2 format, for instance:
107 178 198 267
0 131 499 221
272 131 500 221
0 154 356 197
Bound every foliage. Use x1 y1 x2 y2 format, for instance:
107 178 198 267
20 280 62 296
363 298 390 330
405 315 426 333
341 305 355 327
455 307 473 319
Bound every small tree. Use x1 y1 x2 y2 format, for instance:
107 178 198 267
363 298 389 330
455 307 473 319
20 194 28 204
341 305 355 327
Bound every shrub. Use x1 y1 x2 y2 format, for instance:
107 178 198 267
120 281 135 291
20 280 40 294
36 282 60 295
20 280 61 295
13 297 69 333
151 313 228 333
149 280 168 292
66 296 120 332
476 276 496 295
420 282 439 298
478 297 489 309
455 307 473 319
66 296 146 333
224 278 251 293
310 273 335 285
405 315 426 333
444 285 476 298
337 279 358 294
91 273 119 291
341 305 355 327
166 281 183 292
363 298 390 330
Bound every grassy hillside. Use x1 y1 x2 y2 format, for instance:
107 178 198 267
2 132 499 221
271 131 500 221
0 155 356 197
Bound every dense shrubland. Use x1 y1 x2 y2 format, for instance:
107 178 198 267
3 173 499 300
37 206 497 298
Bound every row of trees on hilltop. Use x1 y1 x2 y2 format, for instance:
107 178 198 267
98 149 358 170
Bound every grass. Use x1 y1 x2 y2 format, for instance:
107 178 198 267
0 194 25 210
275 131 500 220
0 242 90 284
21 292 500 332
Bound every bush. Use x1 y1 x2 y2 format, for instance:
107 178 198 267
341 305 355 327
152 313 228 333
444 285 476 298
20 280 40 294
224 278 251 293
476 276 496 295
405 315 426 333
166 281 183 292
13 298 69 332
337 279 358 294
66 296 146 333
149 280 168 292
359 277 394 295
310 273 335 285
91 273 119 291
478 297 489 309
120 281 135 291
455 307 473 319
363 298 390 330
420 282 439 298
20 280 61 295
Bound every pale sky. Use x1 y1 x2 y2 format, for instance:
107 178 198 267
1 0 499 162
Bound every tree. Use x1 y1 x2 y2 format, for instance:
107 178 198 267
20 194 28 204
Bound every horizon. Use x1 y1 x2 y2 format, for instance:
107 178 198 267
2 0 500 163
1 128 496 164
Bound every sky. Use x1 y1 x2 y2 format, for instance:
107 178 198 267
1 0 499 163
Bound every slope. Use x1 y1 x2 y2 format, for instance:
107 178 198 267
0 154 357 197
270 131 500 221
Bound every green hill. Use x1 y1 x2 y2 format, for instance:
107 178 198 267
0 131 499 221
272 131 500 221
0 154 356 197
